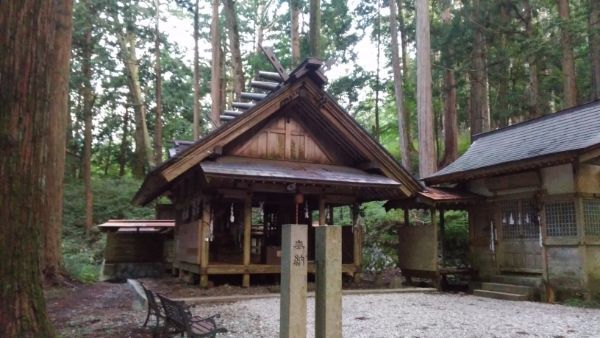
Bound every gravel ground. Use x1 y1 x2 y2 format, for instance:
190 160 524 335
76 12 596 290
193 293 600 338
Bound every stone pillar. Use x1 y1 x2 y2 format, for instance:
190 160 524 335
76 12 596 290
280 224 308 338
315 226 342 338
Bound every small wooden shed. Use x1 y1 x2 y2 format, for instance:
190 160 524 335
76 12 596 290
98 219 175 280
132 58 421 287
392 101 600 299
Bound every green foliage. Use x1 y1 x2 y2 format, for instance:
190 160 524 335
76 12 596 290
441 210 469 267
62 176 154 282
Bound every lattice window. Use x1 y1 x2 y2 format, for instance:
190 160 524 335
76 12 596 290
500 199 539 239
584 199 600 236
545 201 577 237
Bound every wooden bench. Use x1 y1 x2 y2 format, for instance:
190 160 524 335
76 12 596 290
157 293 227 338
139 282 165 331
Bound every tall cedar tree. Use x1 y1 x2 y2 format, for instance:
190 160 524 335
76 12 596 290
193 0 201 139
43 0 73 285
416 0 437 177
557 0 578 108
591 0 600 100
440 6 458 168
469 0 490 137
389 0 412 170
81 0 95 231
309 0 321 58
291 0 301 66
113 9 155 177
224 0 245 101
0 0 72 335
210 0 222 127
154 0 164 164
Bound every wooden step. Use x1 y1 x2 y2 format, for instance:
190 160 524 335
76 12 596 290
481 282 534 296
490 275 542 288
473 289 528 301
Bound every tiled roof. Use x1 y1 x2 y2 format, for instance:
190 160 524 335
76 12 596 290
426 101 600 182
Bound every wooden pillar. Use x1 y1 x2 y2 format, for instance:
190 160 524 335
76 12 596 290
280 224 308 338
199 200 211 288
431 208 441 290
315 226 342 338
319 195 326 226
352 203 362 282
243 192 252 287
399 208 410 267
439 208 445 263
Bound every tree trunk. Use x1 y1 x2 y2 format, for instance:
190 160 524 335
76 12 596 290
42 0 73 285
374 0 381 141
256 2 265 53
389 0 411 170
210 0 222 128
154 0 163 164
119 109 129 177
309 0 321 58
524 1 540 117
82 0 94 232
590 0 600 100
441 68 458 167
224 0 245 101
193 0 201 139
0 1 72 336
557 0 578 108
416 0 437 178
469 0 490 138
290 0 301 66
117 29 154 177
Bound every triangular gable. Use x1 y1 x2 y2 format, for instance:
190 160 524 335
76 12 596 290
133 59 421 205
227 114 334 164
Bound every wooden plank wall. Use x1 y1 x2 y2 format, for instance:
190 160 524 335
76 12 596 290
105 233 165 263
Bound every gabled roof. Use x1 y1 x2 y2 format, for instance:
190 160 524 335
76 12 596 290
425 100 600 184
133 59 421 205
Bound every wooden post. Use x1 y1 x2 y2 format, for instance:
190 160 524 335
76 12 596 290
352 203 362 282
315 226 342 338
243 192 252 287
280 224 307 338
319 195 326 226
439 208 445 263
431 209 441 290
200 200 211 288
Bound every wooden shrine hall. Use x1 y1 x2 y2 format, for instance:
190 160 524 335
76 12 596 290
132 57 421 287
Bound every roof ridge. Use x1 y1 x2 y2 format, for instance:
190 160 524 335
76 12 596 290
472 100 600 142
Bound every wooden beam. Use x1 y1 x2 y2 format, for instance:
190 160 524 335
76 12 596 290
439 209 445 263
243 192 252 287
352 203 363 282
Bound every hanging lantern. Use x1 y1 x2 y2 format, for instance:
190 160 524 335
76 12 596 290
230 203 235 223
295 192 304 205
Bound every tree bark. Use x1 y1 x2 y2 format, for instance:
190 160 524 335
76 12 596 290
224 0 245 101
82 0 94 232
397 0 414 153
416 0 437 178
290 0 301 66
154 0 163 164
389 0 411 170
0 1 72 336
440 7 457 168
42 0 73 285
119 109 129 177
557 0 578 108
590 0 600 100
309 0 321 58
210 0 222 128
469 0 490 138
117 29 154 177
193 0 201 139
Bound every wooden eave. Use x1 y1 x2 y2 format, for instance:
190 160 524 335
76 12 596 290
133 64 421 206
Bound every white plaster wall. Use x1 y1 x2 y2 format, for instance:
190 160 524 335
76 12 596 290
577 164 600 194
541 164 575 195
